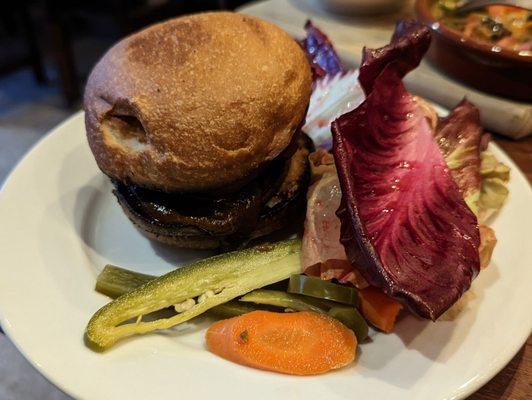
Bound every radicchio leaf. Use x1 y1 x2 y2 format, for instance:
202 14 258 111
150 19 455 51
331 20 480 320
302 21 344 80
301 22 363 150
435 99 483 215
358 20 431 95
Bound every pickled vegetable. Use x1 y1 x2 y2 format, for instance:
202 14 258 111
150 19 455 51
209 302 271 318
90 248 368 344
95 265 154 298
328 306 368 341
95 265 270 317
86 239 301 351
239 290 327 313
359 287 402 333
288 274 359 306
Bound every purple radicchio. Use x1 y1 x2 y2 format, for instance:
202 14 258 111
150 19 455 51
435 99 483 215
301 20 344 80
331 20 480 320
301 21 364 149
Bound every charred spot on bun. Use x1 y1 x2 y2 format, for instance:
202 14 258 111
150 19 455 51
83 12 313 248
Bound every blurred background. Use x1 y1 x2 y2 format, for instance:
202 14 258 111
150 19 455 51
0 0 250 183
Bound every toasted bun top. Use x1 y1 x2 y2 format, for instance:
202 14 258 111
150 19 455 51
84 12 312 192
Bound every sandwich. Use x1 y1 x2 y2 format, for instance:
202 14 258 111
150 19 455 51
83 12 313 249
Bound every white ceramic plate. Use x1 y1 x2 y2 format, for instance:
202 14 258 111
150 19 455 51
0 112 531 400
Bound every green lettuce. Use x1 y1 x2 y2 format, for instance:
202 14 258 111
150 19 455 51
478 150 510 223
435 99 509 222
435 99 483 215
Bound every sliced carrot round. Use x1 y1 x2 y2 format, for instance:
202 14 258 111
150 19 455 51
206 310 356 375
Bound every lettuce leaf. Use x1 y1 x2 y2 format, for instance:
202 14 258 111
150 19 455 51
478 150 510 222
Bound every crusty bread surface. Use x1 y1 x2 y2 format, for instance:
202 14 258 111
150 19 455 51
84 11 312 193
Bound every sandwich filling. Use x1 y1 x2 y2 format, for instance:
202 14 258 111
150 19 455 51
114 132 313 249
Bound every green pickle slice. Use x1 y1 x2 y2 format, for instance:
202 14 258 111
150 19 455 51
208 302 268 318
328 306 368 342
88 243 369 349
288 274 360 306
239 290 327 313
86 239 301 351
95 266 154 299
95 266 271 318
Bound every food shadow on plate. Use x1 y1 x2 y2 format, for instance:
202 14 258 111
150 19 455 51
353 319 462 388
149 241 215 266
35 144 110 310
64 164 212 276
61 142 303 274
355 260 500 389
52 138 310 274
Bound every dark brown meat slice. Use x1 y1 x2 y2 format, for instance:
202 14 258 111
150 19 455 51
114 132 313 249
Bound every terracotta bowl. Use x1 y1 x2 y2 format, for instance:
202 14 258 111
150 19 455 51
415 0 532 102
